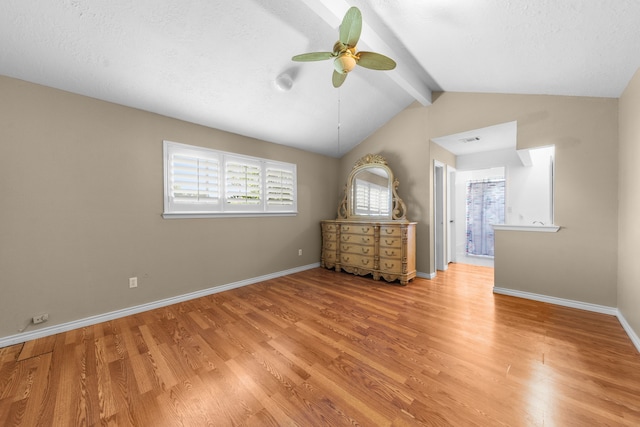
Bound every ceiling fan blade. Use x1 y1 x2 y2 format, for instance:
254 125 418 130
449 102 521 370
356 52 397 70
339 7 362 47
292 52 334 62
332 70 347 88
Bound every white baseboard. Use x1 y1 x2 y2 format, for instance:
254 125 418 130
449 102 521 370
0 263 320 348
493 286 618 315
617 311 640 354
494 286 640 354
416 271 437 279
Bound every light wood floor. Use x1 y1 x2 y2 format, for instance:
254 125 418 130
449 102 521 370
1 264 640 426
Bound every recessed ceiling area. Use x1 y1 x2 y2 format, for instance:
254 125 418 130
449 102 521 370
1 1 639 157
431 121 517 156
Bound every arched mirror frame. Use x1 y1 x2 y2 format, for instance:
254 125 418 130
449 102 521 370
337 154 408 221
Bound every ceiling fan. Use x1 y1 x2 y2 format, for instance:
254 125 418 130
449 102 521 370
292 6 396 88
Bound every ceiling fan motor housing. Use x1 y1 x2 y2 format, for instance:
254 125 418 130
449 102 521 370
334 52 357 74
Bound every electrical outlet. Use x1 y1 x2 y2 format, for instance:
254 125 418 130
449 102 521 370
298 249 303 256
129 277 138 288
32 313 49 324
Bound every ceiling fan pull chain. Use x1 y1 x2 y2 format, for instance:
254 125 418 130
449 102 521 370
337 89 341 156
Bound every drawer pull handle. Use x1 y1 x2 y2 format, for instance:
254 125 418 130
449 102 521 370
343 235 351 241
384 229 394 234
343 226 350 231
361 237 370 243
385 250 396 256
385 262 395 269
362 259 370 265
361 227 370 233
343 256 350 262
385 239 395 245
343 245 351 251
362 248 370 254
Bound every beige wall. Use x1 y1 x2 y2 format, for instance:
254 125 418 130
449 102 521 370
347 92 619 306
618 69 640 335
1 71 628 342
0 76 339 340
338 102 431 272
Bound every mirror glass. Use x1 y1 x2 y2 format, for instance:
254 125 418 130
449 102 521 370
352 167 391 217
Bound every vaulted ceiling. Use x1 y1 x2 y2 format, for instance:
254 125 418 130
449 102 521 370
2 0 639 157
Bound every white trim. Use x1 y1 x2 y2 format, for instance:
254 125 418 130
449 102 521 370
417 271 437 279
433 160 446 272
493 286 617 315
162 212 298 219
0 263 320 348
492 224 560 233
617 311 640 354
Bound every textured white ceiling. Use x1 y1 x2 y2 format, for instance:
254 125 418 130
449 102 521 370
1 1 639 157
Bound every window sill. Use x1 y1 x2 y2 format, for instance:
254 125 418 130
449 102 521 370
163 212 298 219
492 224 560 233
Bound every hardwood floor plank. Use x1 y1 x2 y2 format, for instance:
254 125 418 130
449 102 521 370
94 335 119 421
225 358 299 426
1 265 640 425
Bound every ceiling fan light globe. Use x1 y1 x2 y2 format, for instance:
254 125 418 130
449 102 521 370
274 73 293 91
334 55 356 74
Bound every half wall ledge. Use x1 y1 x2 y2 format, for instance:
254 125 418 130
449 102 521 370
492 224 560 233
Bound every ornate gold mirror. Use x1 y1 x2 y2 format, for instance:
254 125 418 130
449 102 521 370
337 154 407 221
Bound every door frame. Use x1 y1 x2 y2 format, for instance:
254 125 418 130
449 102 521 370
447 165 457 264
434 161 447 272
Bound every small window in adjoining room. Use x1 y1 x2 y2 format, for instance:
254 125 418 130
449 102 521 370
163 141 297 218
466 177 505 257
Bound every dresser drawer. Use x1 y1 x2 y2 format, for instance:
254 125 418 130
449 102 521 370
323 231 337 242
380 247 401 258
341 253 374 268
380 225 402 237
379 258 403 274
380 236 402 248
340 234 374 245
340 243 373 256
322 223 338 233
323 240 337 251
323 249 337 263
340 224 374 235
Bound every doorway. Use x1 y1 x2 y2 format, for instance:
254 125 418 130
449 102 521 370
454 167 505 267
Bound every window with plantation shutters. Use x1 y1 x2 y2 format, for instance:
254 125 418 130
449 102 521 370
163 141 297 217
170 154 219 204
225 156 262 208
266 164 295 210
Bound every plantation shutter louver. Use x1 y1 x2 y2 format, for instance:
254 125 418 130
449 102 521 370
266 163 295 209
225 157 262 206
170 154 220 204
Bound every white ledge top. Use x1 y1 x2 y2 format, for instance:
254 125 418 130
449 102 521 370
492 224 560 233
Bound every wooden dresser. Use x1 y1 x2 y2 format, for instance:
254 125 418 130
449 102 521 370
321 220 416 285
322 154 417 285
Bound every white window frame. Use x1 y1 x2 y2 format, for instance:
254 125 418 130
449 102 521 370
163 141 297 218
